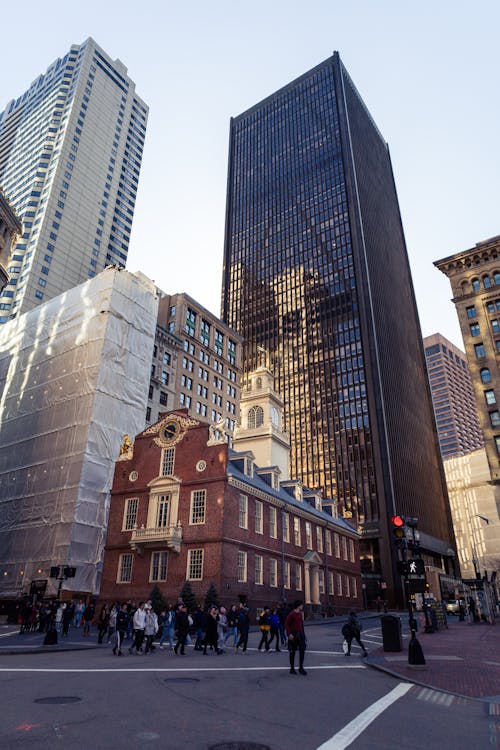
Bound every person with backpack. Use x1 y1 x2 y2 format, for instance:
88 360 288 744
268 608 281 652
342 610 368 657
113 603 129 656
257 606 271 652
285 600 307 675
235 603 250 653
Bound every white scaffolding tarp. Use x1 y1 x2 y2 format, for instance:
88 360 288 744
0 267 158 596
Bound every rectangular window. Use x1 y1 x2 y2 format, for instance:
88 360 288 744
344 575 350 597
123 497 138 530
150 551 168 582
485 390 496 406
334 533 341 557
255 500 263 534
284 560 291 589
190 489 206 524
237 551 247 582
161 371 169 386
228 338 236 365
185 307 196 336
325 530 332 555
117 553 133 582
295 563 302 591
156 495 170 528
200 318 210 346
351 577 357 598
495 436 500 455
239 494 248 529
163 352 171 365
329 571 335 595
269 506 277 538
474 343 486 359
492 320 500 334
214 329 224 356
161 447 175 476
470 322 480 337
293 517 301 546
305 521 312 549
349 538 355 562
318 569 325 595
490 411 500 427
342 536 348 560
316 526 323 553
283 512 290 543
466 305 476 319
255 554 263 585
187 549 203 580
336 573 342 596
159 391 168 406
269 558 277 587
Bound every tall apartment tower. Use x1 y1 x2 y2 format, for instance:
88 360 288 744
0 38 147 322
424 333 483 458
222 53 455 602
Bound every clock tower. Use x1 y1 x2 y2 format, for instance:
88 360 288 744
233 365 290 480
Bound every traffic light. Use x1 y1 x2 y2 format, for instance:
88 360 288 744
63 566 76 578
391 515 406 540
50 566 61 579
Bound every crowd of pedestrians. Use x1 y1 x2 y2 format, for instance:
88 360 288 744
17 594 368 675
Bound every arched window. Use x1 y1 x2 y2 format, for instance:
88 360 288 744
460 280 469 296
480 368 491 384
483 275 492 289
494 272 500 285
248 405 264 428
472 278 481 292
271 406 279 427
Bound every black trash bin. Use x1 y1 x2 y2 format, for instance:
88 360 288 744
381 615 402 652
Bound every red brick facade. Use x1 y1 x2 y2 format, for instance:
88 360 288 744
100 411 362 615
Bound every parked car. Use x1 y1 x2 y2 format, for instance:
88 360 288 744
445 599 461 614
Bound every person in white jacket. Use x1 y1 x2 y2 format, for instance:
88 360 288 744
144 606 158 654
129 602 146 654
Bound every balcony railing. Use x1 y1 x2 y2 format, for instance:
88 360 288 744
130 524 182 553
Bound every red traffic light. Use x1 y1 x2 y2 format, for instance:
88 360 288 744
391 515 405 527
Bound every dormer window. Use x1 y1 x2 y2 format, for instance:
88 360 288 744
244 457 254 477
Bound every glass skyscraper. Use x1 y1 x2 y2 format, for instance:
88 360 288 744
222 53 455 602
0 38 147 322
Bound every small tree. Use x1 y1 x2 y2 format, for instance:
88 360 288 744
179 581 197 613
150 584 168 613
204 582 219 611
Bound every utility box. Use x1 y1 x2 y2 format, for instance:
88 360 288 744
381 615 403 652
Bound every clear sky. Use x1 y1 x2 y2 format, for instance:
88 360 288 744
2 1 499 349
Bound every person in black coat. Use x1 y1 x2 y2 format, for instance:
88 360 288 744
203 606 220 654
174 604 190 655
235 604 250 653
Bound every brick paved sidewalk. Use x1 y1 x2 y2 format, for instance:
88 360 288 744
366 619 500 700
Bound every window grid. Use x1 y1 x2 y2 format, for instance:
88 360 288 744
187 549 203 580
293 517 301 546
238 551 247 582
284 560 291 589
305 521 312 549
255 500 263 534
118 553 133 582
190 489 206 524
269 558 278 587
255 554 263 585
150 551 168 582
123 497 138 530
316 526 323 553
283 513 290 543
269 506 277 538
239 494 248 529
295 563 302 591
161 447 175 476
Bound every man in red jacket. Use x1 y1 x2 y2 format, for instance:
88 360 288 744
285 600 307 675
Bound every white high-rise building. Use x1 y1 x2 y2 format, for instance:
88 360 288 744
0 38 148 323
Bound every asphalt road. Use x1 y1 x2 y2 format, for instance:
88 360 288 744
0 621 496 749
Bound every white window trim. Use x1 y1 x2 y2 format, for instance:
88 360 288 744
255 500 263 534
237 551 247 583
149 550 168 582
122 497 139 531
117 552 133 583
239 494 248 529
269 506 277 539
187 548 204 581
269 558 278 587
255 554 263 585
189 489 206 525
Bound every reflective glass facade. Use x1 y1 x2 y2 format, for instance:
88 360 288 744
222 54 454 602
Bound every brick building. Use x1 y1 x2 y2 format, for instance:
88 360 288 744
99 407 361 615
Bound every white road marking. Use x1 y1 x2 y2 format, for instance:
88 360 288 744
315 682 413 750
0 665 365 673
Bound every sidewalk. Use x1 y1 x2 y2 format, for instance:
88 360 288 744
0 625 103 654
366 618 500 701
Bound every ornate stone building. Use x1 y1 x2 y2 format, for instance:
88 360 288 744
0 189 22 294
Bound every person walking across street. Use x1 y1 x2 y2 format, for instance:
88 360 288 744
235 603 250 653
268 608 281 651
174 604 190 655
285 600 307 675
203 606 220 654
160 603 176 650
225 604 239 649
114 603 129 656
82 603 94 637
144 605 158 654
129 602 146 654
258 606 271 652
343 610 367 657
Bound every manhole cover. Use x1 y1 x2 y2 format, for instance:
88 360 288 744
209 745 271 750
34 696 82 705
164 677 200 684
